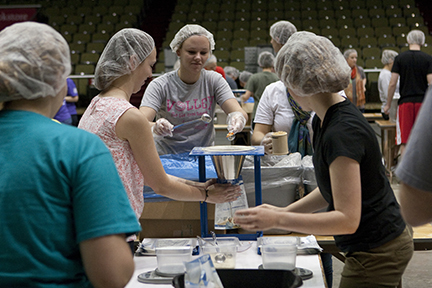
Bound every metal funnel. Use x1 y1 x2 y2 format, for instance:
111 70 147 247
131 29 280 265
203 146 254 181
211 154 246 181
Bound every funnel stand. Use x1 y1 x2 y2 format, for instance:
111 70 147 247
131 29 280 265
190 146 265 241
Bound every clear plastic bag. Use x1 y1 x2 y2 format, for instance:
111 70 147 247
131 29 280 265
214 177 248 230
184 254 224 288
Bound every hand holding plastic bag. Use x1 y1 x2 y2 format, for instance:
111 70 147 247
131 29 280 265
204 178 242 204
152 118 173 137
226 111 246 135
260 132 273 155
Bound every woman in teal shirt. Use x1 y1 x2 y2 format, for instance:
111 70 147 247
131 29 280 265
0 22 140 288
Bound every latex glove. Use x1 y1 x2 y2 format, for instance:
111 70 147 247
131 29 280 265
260 132 273 154
226 111 246 135
152 118 173 137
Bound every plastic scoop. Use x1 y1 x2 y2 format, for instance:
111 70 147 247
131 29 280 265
226 132 235 141
172 113 212 131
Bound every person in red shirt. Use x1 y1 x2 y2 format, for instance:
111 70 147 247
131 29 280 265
204 54 226 79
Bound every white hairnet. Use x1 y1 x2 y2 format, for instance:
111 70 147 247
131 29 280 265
239 71 252 83
269 20 297 45
275 31 351 97
407 29 425 46
224 66 240 78
258 51 275 68
381 49 398 65
0 22 71 102
94 28 155 90
169 24 215 53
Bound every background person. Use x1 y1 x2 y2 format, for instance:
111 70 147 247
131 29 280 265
269 20 297 53
252 79 314 157
252 20 314 156
234 31 413 288
384 29 432 158
223 66 239 89
203 54 225 78
238 70 252 88
0 22 140 288
396 87 432 227
139 24 247 155
343 49 366 112
78 28 241 250
53 96 72 125
378 50 400 121
65 77 80 126
241 51 279 121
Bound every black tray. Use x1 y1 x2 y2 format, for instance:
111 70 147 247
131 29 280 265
172 269 303 288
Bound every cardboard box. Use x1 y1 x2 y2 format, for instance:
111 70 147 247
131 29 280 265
241 103 254 126
241 102 254 114
139 201 215 239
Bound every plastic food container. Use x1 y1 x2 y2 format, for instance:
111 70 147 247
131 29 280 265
259 237 299 271
155 239 193 275
261 239 298 271
200 237 238 269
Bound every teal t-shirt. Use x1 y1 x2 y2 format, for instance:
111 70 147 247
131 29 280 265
0 110 141 287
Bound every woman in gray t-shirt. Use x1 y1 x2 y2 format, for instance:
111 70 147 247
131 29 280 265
139 24 248 155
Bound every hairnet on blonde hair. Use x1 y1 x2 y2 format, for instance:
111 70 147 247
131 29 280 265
258 51 275 68
275 31 351 97
407 29 425 46
381 49 398 65
94 28 155 90
169 24 215 53
269 20 297 45
0 22 71 102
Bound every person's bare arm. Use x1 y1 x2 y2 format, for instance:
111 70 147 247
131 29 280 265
427 73 432 85
65 95 79 103
139 106 157 123
241 90 253 103
80 234 134 288
384 73 399 114
220 98 248 121
399 182 432 227
234 156 361 235
116 108 239 203
251 123 272 145
285 187 329 213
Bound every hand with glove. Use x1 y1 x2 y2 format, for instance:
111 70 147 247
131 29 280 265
152 118 174 137
226 111 247 136
261 132 273 154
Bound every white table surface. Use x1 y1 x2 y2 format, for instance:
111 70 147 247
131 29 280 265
125 241 326 288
